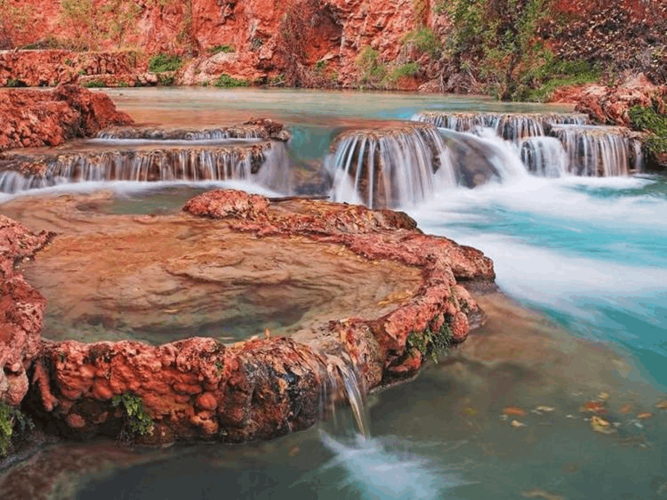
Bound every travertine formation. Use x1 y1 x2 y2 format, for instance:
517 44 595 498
0 189 494 445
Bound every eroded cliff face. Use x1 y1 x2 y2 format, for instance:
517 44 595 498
1 0 665 91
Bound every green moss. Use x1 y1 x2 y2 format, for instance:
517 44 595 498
629 104 667 158
148 53 183 73
82 80 106 88
5 79 26 88
406 321 453 364
112 392 154 437
315 59 328 72
214 74 249 88
209 44 235 55
0 401 34 457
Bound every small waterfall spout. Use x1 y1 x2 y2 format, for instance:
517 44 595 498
320 360 370 438
327 122 456 209
415 112 589 142
548 125 634 177
520 137 568 178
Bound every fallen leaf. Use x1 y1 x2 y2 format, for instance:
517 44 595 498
619 404 633 414
655 400 667 410
521 488 565 500
591 416 616 434
503 407 527 417
597 392 610 401
462 407 478 416
289 445 300 457
535 406 555 413
511 420 526 428
580 401 606 413
636 412 654 420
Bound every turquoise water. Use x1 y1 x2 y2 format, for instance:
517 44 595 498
3 89 666 499
410 175 667 391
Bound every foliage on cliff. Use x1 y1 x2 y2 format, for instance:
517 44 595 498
629 103 667 164
0 0 665 98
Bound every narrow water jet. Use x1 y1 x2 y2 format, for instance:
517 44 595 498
520 136 568 177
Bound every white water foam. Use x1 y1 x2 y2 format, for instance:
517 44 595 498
317 432 467 499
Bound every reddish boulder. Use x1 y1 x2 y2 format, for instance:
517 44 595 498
0 85 133 152
550 74 667 126
0 216 53 406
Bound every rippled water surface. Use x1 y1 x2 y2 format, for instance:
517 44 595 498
1 89 666 500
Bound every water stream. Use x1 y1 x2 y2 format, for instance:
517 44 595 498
0 88 665 499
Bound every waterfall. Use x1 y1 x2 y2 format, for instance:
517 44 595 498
327 123 456 209
97 127 264 141
0 143 290 194
520 137 568 178
413 112 640 179
549 125 631 177
415 112 589 141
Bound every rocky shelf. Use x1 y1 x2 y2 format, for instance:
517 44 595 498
0 189 494 449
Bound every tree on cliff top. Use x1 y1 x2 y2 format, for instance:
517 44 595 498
441 0 553 100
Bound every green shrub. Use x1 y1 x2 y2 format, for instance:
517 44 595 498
356 46 387 86
148 53 182 73
214 74 249 88
522 60 602 102
82 80 106 88
157 73 175 86
112 392 154 437
209 44 235 55
389 62 420 82
403 27 441 58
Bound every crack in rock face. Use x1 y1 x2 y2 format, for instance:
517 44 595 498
0 189 495 445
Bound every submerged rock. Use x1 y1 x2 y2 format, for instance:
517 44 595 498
0 189 494 446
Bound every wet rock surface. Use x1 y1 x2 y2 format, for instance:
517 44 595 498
0 85 133 153
0 189 494 445
550 74 667 127
0 217 53 407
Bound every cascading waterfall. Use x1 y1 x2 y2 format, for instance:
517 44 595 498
413 112 642 178
327 123 456 208
0 143 290 194
520 136 568 178
415 112 589 141
549 125 632 177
